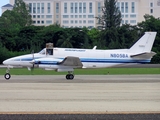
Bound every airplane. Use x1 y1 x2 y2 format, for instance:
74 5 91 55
3 32 157 80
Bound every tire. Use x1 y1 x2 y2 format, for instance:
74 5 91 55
4 73 11 80
69 74 74 80
66 74 74 80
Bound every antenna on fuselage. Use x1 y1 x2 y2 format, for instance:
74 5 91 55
46 43 54 55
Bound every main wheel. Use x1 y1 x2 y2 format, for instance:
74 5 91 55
4 73 11 80
69 74 74 80
66 74 74 80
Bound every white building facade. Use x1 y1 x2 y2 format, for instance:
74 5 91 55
1 0 160 28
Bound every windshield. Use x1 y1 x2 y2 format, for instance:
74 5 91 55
39 48 46 54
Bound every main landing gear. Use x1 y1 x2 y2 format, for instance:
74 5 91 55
66 71 74 80
4 68 11 80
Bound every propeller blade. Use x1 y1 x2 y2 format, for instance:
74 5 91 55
31 50 35 71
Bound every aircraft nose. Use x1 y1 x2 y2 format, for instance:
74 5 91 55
3 59 9 65
3 60 7 65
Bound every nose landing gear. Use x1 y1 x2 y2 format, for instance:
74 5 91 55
4 68 11 80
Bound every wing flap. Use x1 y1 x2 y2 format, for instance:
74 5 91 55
58 56 83 68
130 52 156 59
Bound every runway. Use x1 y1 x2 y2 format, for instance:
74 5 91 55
0 75 160 113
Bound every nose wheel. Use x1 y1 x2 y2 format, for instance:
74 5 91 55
4 68 11 80
4 73 11 80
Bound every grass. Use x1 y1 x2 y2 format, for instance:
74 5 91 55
0 68 159 75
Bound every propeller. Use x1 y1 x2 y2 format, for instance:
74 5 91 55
31 50 35 72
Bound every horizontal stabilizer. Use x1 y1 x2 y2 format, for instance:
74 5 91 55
58 56 83 67
130 52 156 59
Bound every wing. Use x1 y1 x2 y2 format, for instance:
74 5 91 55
58 56 83 68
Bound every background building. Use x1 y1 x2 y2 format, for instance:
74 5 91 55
1 0 160 28
1 3 13 14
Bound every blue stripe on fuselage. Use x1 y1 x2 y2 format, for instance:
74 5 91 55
12 57 150 64
34 58 150 65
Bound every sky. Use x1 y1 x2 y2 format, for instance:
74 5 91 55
0 0 10 16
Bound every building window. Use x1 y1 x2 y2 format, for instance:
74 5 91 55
88 20 94 24
29 3 32 13
150 2 153 7
83 15 86 18
75 20 78 24
75 3 78 13
71 20 74 24
33 15 36 18
130 14 136 18
131 2 135 13
37 3 40 13
56 3 59 13
79 20 82 23
121 2 124 13
150 9 153 13
130 20 136 24
46 20 52 24
41 21 44 24
75 15 78 18
88 26 93 29
33 3 36 13
125 15 128 18
89 2 92 13
37 15 40 18
125 2 128 13
98 2 101 13
63 20 69 24
79 15 82 18
117 2 120 10
41 15 44 18
125 20 128 24
41 3 44 13
47 3 50 13
63 26 69 28
71 3 74 13
37 21 40 24
83 3 86 13
46 15 52 18
63 15 69 18
98 15 101 24
88 15 94 18
121 20 124 24
158 0 160 6
79 3 82 13
70 15 74 18
83 20 86 23
33 21 36 24
64 3 67 13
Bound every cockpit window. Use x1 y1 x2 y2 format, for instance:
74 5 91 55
39 48 46 54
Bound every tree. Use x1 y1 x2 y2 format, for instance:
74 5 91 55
0 10 22 29
57 30 73 48
96 0 122 29
13 0 32 26
138 14 160 63
0 0 32 32
87 28 102 48
95 0 122 49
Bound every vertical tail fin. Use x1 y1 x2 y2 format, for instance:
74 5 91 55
129 32 157 53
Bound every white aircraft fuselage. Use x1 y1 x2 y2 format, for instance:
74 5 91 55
3 32 157 80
